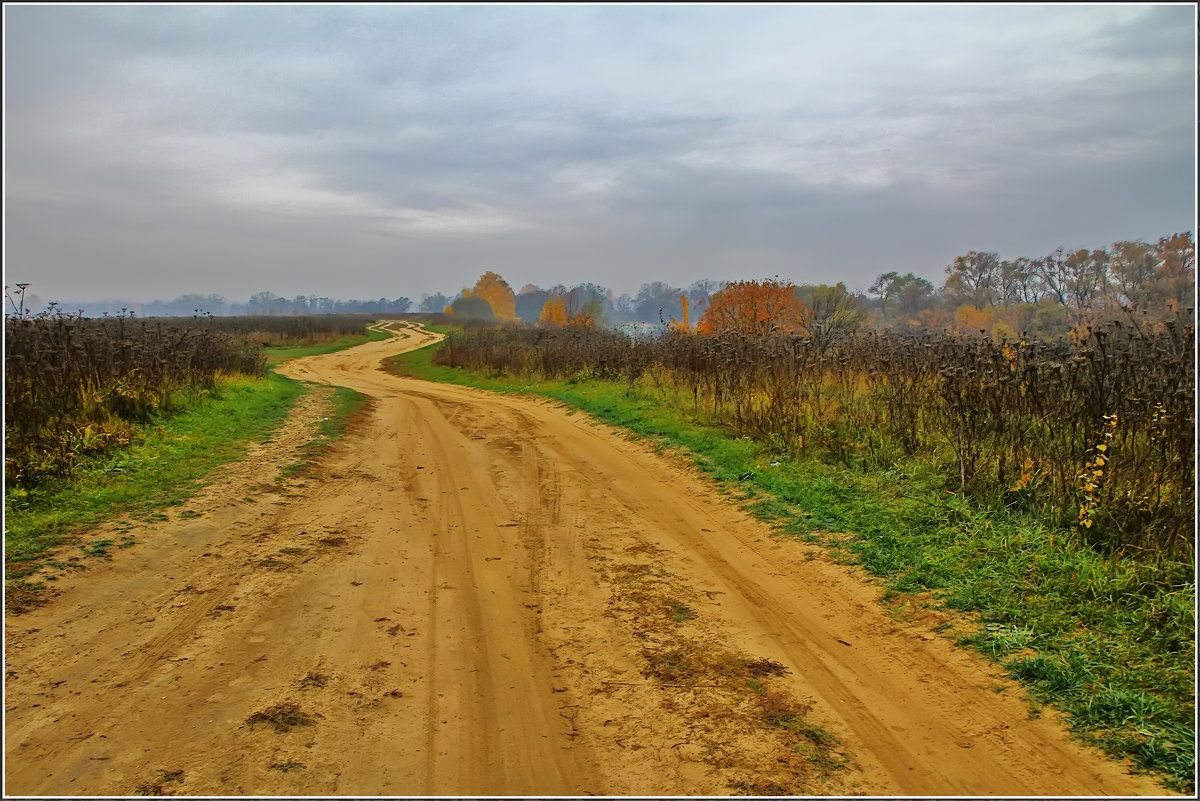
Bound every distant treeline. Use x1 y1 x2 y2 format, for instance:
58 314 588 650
436 231 1195 339
21 292 418 319
9 231 1192 338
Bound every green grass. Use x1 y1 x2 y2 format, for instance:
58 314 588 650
5 326 388 611
5 373 304 586
387 338 1196 792
263 326 390 366
278 384 370 480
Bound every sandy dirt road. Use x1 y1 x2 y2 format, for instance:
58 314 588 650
5 322 1165 796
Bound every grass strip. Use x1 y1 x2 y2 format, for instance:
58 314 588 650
263 326 390 366
5 326 388 610
387 338 1195 792
5 373 303 581
277 385 370 481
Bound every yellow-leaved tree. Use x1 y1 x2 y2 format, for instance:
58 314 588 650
473 271 517 323
538 296 568 327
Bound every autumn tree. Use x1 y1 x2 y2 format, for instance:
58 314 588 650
867 272 899 317
944 251 1001 310
698 278 808 337
472 271 517 323
1064 248 1110 313
1035 248 1072 308
1030 298 1071 337
1033 247 1109 320
538 296 567 327
566 309 597 329
1152 231 1195 310
953 304 996 335
1106 241 1158 309
668 295 693 332
539 295 598 328
999 257 1044 305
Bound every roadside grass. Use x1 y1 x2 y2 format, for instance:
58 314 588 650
387 338 1195 792
263 326 390 367
5 325 387 613
277 385 371 481
4 373 304 609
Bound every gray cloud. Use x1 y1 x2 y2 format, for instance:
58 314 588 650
4 4 1195 305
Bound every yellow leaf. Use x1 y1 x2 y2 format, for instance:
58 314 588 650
1096 444 1107 452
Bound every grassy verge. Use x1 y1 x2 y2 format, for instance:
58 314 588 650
263 326 390 366
386 339 1195 792
5 373 303 608
277 385 371 481
5 326 388 613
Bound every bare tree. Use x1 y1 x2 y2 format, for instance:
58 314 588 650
944 251 1001 309
1000 257 1045 305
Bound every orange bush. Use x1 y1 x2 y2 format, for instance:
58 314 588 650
698 279 808 337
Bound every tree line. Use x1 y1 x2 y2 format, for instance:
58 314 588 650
22 292 418 319
882 231 1194 337
437 231 1194 339
11 231 1191 338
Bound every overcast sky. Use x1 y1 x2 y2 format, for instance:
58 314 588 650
4 4 1196 305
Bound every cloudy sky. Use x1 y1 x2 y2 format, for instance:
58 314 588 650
4 4 1196 306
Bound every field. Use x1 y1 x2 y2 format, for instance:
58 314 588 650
4 318 1194 794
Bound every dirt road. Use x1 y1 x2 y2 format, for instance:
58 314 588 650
5 322 1165 796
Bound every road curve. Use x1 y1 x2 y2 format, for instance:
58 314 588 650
4 322 1165 796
